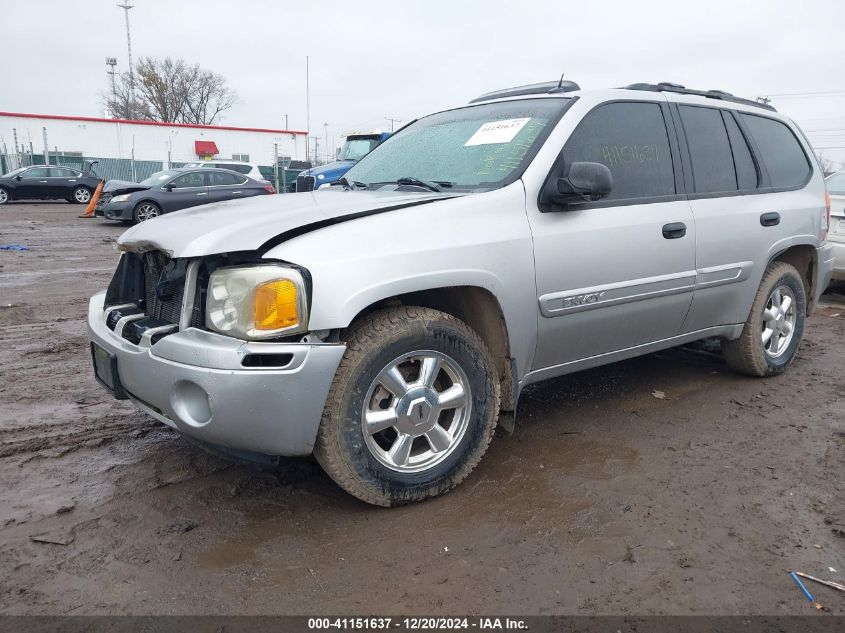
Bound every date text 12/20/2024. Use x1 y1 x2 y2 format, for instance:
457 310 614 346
307 617 529 630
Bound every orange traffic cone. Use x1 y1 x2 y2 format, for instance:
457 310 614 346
79 181 104 218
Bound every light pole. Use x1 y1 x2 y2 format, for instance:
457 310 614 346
105 57 118 104
386 117 402 132
117 2 135 118
323 123 329 163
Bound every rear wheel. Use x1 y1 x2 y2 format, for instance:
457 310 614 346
0 187 8 205
132 201 161 224
722 262 806 376
314 306 500 506
72 186 92 204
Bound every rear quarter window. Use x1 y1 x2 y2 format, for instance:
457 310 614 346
740 114 811 189
678 105 737 194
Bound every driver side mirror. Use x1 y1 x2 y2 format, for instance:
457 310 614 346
544 161 613 207
15 175 22 181
164 184 174 192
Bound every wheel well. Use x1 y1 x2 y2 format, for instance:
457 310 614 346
771 245 816 313
348 286 516 412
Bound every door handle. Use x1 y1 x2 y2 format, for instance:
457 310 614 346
662 222 687 239
760 212 780 227
232 191 242 194
39 180 48 183
196 192 207 196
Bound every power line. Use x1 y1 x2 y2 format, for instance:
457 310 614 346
766 90 845 98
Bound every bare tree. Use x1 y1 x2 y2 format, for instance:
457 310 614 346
105 57 237 125
817 152 838 178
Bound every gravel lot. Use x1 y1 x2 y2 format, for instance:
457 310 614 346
1 202 843 615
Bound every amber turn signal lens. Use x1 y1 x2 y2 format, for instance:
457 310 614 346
253 279 299 330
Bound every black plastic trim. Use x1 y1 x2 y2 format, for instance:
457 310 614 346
625 82 776 112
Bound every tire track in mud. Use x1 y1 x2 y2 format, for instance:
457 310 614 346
0 415 159 458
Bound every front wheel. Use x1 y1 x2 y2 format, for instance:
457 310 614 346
72 186 92 204
722 262 806 376
314 306 500 506
132 201 161 224
0 187 9 205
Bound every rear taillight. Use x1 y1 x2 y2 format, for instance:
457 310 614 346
824 189 831 238
263 184 276 194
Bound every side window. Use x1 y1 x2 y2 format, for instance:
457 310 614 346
51 167 79 178
740 113 811 188
827 173 845 195
208 171 239 186
723 113 758 190
23 167 50 178
562 102 675 201
678 105 736 193
169 172 205 188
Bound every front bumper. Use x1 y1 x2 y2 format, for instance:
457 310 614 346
100 201 132 221
87 291 346 456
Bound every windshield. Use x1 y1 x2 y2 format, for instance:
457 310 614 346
345 98 570 190
139 170 179 186
2 167 27 178
338 138 380 161
827 173 845 195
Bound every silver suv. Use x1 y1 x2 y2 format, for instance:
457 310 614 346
88 81 835 506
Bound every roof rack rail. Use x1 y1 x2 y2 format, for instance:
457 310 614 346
624 82 776 112
470 78 580 104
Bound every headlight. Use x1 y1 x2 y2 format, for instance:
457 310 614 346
206 265 309 340
111 193 131 203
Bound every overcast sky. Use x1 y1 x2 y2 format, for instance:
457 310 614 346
4 0 845 166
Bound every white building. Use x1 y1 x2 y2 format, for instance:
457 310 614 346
0 111 307 175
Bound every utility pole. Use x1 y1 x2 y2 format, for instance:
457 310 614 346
305 56 310 163
273 143 280 194
284 113 289 130
323 123 329 163
386 117 402 132
117 2 135 118
12 128 19 169
42 127 49 165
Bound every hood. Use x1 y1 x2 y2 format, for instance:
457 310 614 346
305 160 355 182
117 189 456 258
104 179 149 195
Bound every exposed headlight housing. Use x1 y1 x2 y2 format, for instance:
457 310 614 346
206 265 309 340
111 193 131 203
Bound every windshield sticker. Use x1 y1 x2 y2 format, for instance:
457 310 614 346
464 118 531 146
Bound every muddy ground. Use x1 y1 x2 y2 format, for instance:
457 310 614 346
0 202 843 616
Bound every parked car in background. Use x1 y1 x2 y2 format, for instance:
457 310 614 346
295 131 390 191
96 167 273 224
826 171 845 281
89 80 833 506
182 159 268 182
0 164 100 205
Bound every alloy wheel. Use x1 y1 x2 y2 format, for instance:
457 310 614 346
135 204 160 222
74 188 91 203
362 350 471 473
762 284 797 358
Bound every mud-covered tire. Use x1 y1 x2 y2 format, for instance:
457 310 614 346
722 262 806 377
314 306 500 506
